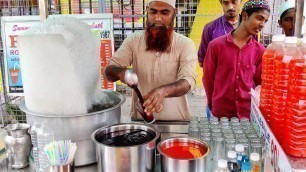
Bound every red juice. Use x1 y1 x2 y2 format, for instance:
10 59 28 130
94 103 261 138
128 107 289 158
160 141 207 159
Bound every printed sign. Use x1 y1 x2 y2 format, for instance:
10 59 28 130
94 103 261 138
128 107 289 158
1 16 39 95
1 14 115 96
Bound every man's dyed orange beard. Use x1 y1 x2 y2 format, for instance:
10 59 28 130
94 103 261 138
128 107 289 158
145 22 173 52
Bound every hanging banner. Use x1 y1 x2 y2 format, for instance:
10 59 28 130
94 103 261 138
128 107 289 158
1 14 115 96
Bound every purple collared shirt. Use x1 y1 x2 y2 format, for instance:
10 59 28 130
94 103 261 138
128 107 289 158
198 15 234 65
203 32 265 119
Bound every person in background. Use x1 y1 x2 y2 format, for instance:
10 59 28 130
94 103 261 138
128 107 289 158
278 0 296 36
104 0 197 121
198 0 242 68
203 0 270 119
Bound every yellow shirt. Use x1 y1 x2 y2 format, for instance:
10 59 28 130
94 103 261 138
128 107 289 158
107 31 197 121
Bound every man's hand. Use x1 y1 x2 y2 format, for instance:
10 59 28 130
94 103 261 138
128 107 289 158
143 87 166 116
141 79 191 116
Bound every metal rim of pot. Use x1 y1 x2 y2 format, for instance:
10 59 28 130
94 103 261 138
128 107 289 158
4 123 31 131
157 136 211 160
91 123 161 148
19 89 126 118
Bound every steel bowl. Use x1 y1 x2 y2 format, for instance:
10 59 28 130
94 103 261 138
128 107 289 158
91 123 160 172
157 137 210 172
20 90 125 166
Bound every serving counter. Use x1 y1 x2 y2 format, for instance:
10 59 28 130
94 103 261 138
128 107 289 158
0 117 189 172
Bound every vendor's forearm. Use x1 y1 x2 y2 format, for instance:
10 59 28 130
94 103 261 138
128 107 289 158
162 79 191 97
104 65 127 82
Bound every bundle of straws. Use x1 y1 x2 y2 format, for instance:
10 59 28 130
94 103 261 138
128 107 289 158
44 140 77 166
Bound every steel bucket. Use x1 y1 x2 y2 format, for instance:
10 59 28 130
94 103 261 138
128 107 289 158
157 137 210 172
19 90 125 166
91 123 160 172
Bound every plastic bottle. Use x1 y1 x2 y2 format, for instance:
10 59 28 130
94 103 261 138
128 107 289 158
271 36 302 145
227 151 240 172
37 123 54 171
250 153 261 172
260 34 285 124
29 122 41 170
282 37 306 157
235 144 245 166
241 156 251 172
215 159 230 172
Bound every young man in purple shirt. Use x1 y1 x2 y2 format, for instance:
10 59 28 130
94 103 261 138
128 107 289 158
198 0 242 68
203 0 270 119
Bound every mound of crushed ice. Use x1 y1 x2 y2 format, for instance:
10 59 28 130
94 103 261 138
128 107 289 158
18 16 104 116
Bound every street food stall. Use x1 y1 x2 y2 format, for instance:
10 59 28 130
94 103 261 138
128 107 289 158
0 0 306 171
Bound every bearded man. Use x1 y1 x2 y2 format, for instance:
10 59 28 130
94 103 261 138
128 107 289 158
104 0 197 121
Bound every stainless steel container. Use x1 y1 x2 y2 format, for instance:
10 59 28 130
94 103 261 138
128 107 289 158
157 137 210 172
19 90 125 166
91 123 160 172
4 123 32 169
49 162 74 172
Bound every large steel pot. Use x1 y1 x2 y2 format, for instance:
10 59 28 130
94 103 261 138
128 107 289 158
19 90 125 166
91 123 160 172
157 137 210 172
